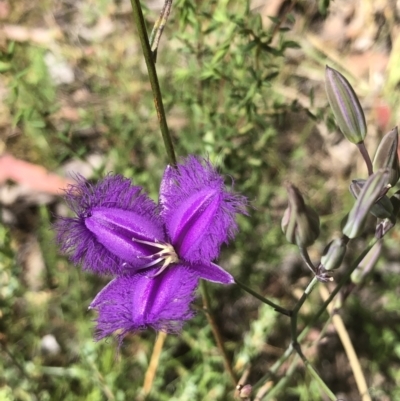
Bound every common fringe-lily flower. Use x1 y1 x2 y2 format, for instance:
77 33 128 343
56 156 247 340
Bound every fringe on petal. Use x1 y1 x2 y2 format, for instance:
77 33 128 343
55 174 163 275
90 265 198 342
160 156 248 263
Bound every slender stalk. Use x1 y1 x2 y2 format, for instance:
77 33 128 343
298 236 378 342
269 0 298 41
292 343 337 401
253 343 294 394
142 331 168 396
357 142 373 176
234 278 291 316
320 286 372 401
201 280 237 386
298 246 317 275
129 0 176 165
149 0 173 60
261 354 299 400
290 276 319 342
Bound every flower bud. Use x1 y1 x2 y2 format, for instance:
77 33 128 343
343 169 390 238
350 267 363 285
325 66 367 144
320 237 347 271
281 184 320 247
373 127 400 186
350 179 393 219
237 384 252 399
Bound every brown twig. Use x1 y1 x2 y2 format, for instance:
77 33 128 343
270 0 298 40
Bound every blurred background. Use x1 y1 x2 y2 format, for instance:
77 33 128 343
1 0 400 400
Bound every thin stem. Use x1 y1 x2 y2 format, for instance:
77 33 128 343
142 331 168 396
129 0 176 165
298 236 378 342
261 354 299 400
234 278 291 316
292 343 337 401
253 343 294 394
290 276 319 342
269 0 298 41
320 286 372 401
298 246 317 275
357 141 373 176
149 0 173 60
200 280 237 386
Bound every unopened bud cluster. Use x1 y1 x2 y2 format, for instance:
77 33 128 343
282 66 400 280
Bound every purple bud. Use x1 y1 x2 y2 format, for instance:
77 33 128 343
319 237 347 271
343 169 390 238
350 179 393 220
281 184 320 248
325 66 367 144
373 126 399 186
238 384 252 399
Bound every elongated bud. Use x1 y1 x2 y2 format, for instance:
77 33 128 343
325 65 367 144
281 184 320 247
350 179 394 219
373 127 400 186
343 169 390 238
320 237 347 271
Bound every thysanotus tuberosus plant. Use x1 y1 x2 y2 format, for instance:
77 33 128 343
53 0 400 398
3 1 400 400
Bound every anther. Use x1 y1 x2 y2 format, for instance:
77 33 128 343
132 237 179 275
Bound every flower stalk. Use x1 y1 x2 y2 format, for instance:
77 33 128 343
234 278 291 316
129 0 176 165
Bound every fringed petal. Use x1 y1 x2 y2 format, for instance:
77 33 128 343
55 175 164 275
90 265 198 342
85 207 167 271
160 156 248 263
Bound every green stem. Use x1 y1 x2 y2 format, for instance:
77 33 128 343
129 0 176 166
200 281 237 386
292 343 336 400
298 246 316 275
234 278 291 316
262 354 299 400
298 236 378 342
357 141 373 176
290 276 319 341
254 237 378 398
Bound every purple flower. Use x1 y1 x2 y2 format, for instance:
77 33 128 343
56 156 247 339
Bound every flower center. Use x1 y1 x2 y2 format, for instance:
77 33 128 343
132 238 179 276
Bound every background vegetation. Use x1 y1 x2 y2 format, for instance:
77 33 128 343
1 0 400 400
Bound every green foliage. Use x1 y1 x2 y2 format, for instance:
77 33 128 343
1 0 400 400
